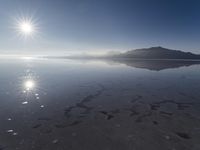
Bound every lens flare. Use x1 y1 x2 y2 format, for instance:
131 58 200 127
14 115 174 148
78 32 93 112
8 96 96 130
20 21 33 34
14 15 39 39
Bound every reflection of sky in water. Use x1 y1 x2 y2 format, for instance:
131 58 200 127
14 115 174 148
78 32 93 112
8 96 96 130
0 58 200 149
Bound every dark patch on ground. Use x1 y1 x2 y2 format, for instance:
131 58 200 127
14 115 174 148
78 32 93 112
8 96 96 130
32 124 42 129
99 111 114 120
0 145 5 150
38 117 51 121
40 127 52 134
64 84 105 118
178 92 196 100
126 107 140 117
131 95 143 103
110 109 120 114
135 111 152 123
55 120 82 128
150 104 160 110
68 120 82 126
150 100 193 111
64 106 75 118
55 124 67 128
76 103 93 115
175 132 191 139
76 84 105 114
159 111 173 116
125 95 143 117
153 121 158 125
98 108 121 120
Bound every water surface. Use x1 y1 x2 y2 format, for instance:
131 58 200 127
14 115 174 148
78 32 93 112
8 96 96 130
0 58 200 150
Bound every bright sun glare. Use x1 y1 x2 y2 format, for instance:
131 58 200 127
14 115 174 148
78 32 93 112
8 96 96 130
14 15 38 39
24 80 35 90
20 21 34 34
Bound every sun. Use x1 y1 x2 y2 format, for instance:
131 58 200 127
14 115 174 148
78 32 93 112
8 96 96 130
14 15 39 39
20 21 34 35
18 20 35 36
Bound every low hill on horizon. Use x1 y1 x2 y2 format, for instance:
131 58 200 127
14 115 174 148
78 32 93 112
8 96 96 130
113 46 200 59
46 46 200 60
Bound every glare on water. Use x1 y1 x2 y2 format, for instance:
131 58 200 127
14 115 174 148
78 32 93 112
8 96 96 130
24 80 35 91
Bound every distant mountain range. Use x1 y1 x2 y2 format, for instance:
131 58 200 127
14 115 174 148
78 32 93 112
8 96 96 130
110 46 200 59
45 46 200 70
46 46 200 60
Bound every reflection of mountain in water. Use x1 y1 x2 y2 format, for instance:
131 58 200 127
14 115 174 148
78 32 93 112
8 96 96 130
104 47 200 70
46 46 200 71
110 59 200 71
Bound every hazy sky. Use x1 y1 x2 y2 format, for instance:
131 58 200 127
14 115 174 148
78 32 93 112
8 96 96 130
0 0 200 55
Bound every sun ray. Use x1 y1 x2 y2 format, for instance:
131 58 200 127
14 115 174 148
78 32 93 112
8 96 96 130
13 14 39 40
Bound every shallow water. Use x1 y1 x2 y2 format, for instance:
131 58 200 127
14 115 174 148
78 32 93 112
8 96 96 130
0 58 200 150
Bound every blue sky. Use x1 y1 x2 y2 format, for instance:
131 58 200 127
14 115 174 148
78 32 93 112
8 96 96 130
0 0 200 55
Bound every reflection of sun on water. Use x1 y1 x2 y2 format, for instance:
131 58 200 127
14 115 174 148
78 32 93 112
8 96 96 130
21 79 41 105
20 71 45 108
24 80 35 91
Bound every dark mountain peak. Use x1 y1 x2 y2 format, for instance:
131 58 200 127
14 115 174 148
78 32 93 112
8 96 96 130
145 46 165 50
118 46 200 59
134 46 177 52
148 46 169 51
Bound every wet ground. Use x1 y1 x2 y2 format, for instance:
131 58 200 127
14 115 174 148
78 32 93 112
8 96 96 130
0 57 200 150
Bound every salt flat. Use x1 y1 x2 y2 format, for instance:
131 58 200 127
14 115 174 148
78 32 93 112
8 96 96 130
0 58 199 150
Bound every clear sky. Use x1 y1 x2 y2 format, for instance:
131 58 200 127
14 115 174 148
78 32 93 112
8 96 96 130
0 0 200 55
